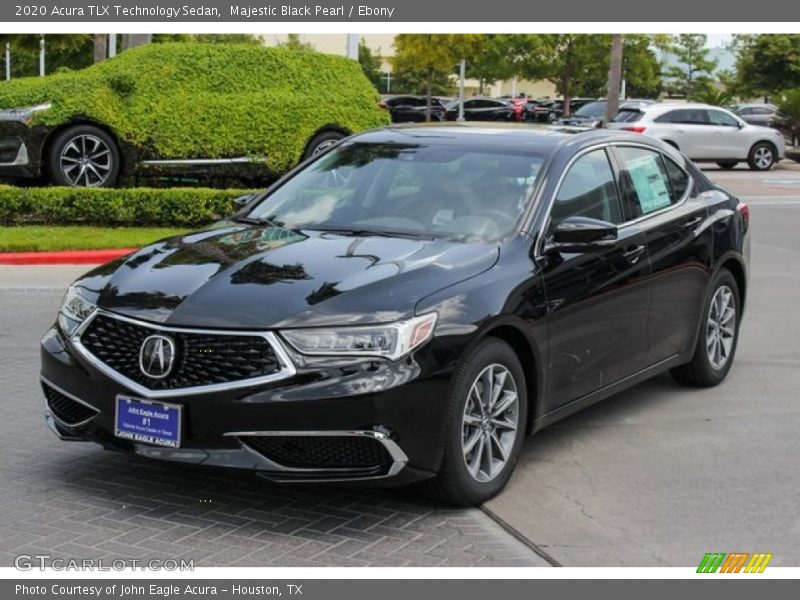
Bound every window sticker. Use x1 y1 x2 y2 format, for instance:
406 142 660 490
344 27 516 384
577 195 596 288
627 154 671 214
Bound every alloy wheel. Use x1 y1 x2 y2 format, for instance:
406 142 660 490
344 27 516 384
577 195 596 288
59 134 113 187
461 364 519 483
753 146 774 170
706 285 736 370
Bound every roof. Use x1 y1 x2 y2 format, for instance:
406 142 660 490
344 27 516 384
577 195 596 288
350 122 655 155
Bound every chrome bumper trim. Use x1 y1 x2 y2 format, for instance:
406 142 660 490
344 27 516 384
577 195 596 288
224 429 409 481
40 375 100 429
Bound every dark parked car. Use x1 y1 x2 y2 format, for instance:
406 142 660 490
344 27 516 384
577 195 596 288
731 103 778 127
41 125 749 505
444 98 516 122
524 98 595 123
380 95 449 123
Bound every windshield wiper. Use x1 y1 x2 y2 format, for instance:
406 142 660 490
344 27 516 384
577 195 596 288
306 226 434 240
233 214 288 229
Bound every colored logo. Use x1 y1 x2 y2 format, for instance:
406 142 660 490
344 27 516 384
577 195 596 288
697 552 773 573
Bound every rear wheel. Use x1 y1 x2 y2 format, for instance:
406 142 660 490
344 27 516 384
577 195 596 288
418 338 527 506
46 124 120 187
303 130 345 160
747 142 776 171
716 161 738 169
671 270 740 387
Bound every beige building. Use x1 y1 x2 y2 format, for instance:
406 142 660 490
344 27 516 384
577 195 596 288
261 34 557 99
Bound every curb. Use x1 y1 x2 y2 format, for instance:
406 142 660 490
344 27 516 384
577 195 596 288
0 248 136 266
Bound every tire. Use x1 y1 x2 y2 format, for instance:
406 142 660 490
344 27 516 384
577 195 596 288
302 130 345 160
716 161 738 169
418 337 528 506
671 269 741 387
747 142 776 171
46 124 120 187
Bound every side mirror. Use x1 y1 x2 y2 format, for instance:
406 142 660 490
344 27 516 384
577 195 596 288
546 216 618 254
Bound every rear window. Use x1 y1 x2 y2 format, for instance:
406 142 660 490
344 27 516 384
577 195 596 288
574 101 606 117
612 109 643 123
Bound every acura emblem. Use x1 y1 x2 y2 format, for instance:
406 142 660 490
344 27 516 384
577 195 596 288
139 335 176 379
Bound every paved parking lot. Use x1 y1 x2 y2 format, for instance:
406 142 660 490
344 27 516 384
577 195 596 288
1 160 798 568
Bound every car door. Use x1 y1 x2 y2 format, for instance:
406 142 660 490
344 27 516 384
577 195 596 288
663 109 715 159
706 109 744 159
538 147 651 407
611 145 714 364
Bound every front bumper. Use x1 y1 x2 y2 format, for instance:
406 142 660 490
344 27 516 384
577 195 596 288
40 318 454 485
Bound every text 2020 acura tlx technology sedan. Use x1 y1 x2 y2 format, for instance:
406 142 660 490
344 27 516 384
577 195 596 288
40 125 750 505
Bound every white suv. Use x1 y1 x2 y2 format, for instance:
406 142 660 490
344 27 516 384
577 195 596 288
607 103 786 170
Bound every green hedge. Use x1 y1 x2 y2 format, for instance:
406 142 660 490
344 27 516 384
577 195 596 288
0 43 390 173
0 185 253 227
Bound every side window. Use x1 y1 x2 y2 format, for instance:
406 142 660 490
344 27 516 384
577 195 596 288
464 99 480 109
663 156 691 200
708 110 739 127
738 107 753 115
549 149 623 228
654 111 676 124
615 147 675 218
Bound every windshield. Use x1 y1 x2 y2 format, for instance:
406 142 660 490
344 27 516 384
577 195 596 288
574 101 606 118
246 142 546 242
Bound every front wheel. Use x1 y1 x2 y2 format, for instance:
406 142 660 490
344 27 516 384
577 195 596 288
418 338 527 506
302 130 345 160
671 269 741 387
46 124 120 187
747 142 776 171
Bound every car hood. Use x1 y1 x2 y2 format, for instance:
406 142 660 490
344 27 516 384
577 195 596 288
75 223 499 329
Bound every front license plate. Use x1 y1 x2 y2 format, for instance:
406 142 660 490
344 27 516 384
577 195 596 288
115 395 182 448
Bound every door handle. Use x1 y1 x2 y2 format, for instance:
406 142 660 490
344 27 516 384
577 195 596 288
623 244 646 264
685 215 704 228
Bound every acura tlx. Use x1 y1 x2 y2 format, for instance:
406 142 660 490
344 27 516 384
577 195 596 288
40 124 749 505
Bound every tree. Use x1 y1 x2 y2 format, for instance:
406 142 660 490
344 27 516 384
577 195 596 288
733 34 800 99
358 38 383 91
281 34 313 52
606 35 624 122
622 35 663 99
691 88 733 107
664 34 717 99
462 35 518 95
517 35 610 116
0 34 93 77
392 35 482 120
121 34 152 50
92 34 107 63
193 34 262 44
775 89 800 146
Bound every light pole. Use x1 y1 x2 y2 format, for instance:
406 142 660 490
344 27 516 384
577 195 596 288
5 43 10 81
346 34 358 60
39 35 45 77
109 34 117 57
458 59 466 122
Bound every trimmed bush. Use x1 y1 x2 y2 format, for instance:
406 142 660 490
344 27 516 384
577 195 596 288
0 43 390 173
0 185 254 227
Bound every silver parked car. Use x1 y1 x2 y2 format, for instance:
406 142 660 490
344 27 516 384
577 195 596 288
731 103 778 127
608 103 786 170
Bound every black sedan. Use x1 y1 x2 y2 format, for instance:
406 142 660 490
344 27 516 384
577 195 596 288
41 125 749 505
381 95 450 123
444 98 516 122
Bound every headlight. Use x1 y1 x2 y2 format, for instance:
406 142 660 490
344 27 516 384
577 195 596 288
0 103 51 124
58 285 96 338
281 313 437 361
